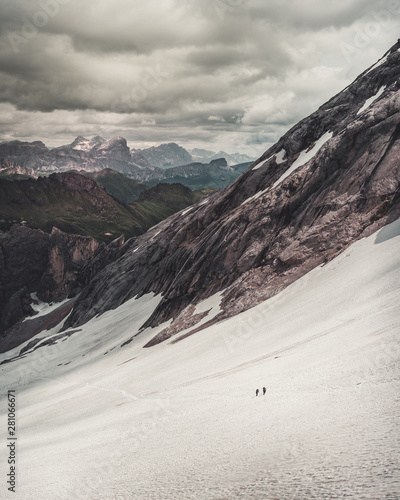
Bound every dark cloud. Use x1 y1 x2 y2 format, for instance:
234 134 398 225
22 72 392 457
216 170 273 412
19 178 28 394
0 0 399 156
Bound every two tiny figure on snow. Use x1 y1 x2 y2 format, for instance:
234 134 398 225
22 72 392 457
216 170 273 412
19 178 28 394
256 387 266 396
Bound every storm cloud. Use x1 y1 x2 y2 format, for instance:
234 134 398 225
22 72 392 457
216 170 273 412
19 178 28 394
0 0 399 156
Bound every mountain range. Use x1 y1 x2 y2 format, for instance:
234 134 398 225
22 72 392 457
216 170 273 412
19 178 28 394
151 158 253 191
0 135 160 180
0 137 255 189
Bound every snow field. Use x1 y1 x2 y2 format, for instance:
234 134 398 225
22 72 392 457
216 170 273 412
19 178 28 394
0 218 399 499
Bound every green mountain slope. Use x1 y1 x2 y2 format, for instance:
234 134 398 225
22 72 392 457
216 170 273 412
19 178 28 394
129 183 206 228
0 173 204 242
80 168 149 203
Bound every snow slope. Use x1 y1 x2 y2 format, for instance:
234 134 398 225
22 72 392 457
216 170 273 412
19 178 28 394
1 219 399 500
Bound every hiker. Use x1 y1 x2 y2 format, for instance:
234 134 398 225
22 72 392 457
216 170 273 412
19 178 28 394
256 388 259 396
263 387 266 395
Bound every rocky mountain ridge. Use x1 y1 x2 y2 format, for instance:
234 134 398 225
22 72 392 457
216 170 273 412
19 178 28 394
0 225 100 335
63 41 400 346
0 171 203 242
0 137 253 189
137 143 255 168
0 135 161 180
150 158 253 191
0 171 145 241
78 168 149 203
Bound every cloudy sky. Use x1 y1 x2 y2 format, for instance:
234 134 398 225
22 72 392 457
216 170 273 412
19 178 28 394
0 0 399 157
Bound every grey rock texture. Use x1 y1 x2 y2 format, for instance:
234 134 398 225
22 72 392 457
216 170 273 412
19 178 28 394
60 42 400 344
0 225 100 334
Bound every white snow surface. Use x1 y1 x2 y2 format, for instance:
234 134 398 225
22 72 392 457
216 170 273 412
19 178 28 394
1 219 400 499
241 187 269 205
275 148 286 164
23 294 71 322
192 291 225 330
252 148 286 171
357 86 387 115
273 131 333 188
150 230 161 240
181 206 194 216
72 142 92 152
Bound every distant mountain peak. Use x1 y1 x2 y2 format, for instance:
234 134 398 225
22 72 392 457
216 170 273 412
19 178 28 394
190 148 256 166
139 142 193 169
109 135 126 143
72 135 86 143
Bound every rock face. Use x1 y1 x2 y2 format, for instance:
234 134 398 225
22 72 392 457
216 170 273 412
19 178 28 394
63 42 400 345
0 225 100 334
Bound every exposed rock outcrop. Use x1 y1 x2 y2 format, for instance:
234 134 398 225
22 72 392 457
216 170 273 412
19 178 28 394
0 225 100 334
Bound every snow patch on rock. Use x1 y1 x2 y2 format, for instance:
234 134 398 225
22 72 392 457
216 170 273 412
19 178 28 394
241 187 269 206
252 149 286 171
194 290 225 317
357 86 386 115
181 207 194 216
23 293 71 322
273 131 333 189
